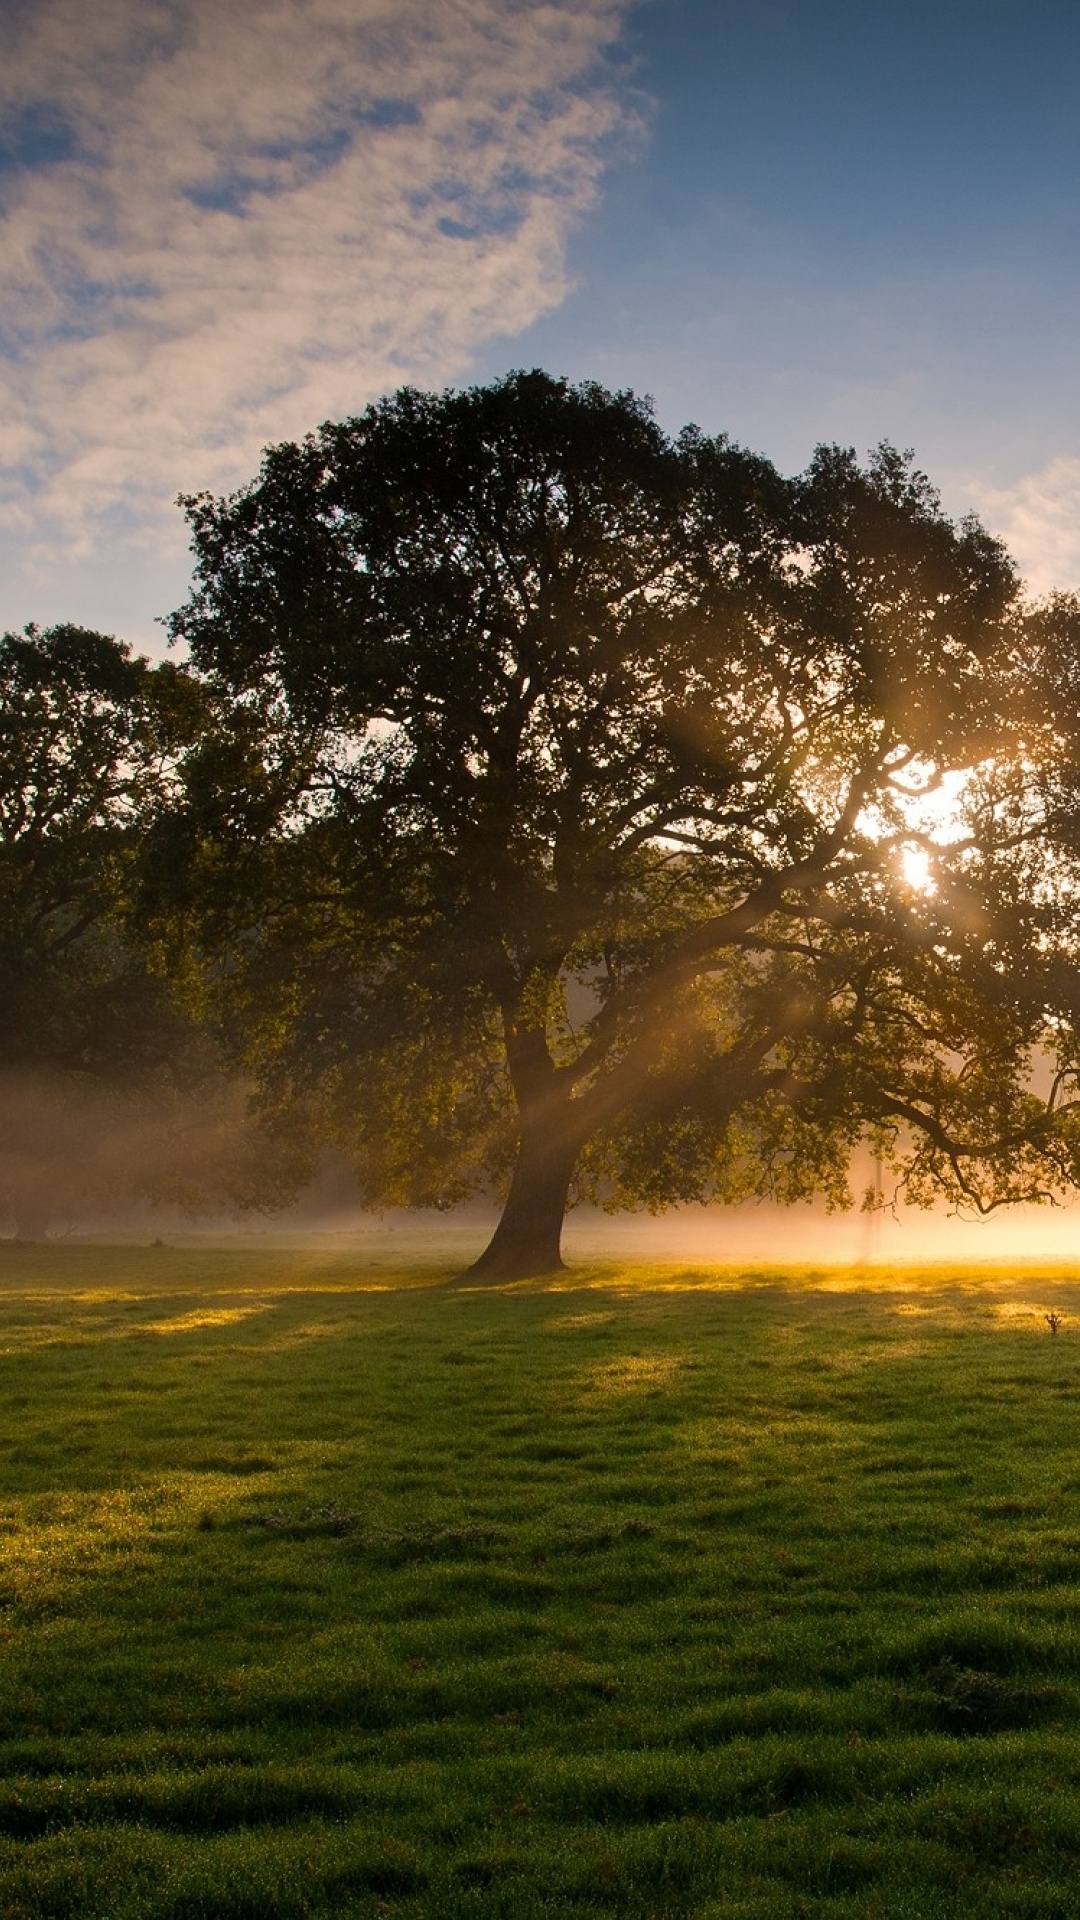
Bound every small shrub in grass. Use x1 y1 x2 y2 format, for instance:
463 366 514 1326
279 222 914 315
922 1660 1051 1735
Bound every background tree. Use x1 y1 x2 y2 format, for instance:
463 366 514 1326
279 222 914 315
160 371 1080 1279
0 624 307 1239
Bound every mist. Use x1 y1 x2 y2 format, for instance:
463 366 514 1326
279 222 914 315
64 1186 1078 1269
6 1077 1077 1267
0 1068 307 1244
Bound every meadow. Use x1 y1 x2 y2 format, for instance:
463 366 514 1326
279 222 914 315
2 1246 1080 1917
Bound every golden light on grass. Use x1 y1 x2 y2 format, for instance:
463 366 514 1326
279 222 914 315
542 1311 618 1332
141 1305 272 1336
0 1473 277 1615
582 1354 682 1395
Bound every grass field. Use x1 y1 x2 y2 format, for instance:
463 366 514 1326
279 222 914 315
3 1247 1080 1917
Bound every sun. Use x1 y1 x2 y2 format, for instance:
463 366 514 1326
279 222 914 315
900 843 935 892
881 765 972 896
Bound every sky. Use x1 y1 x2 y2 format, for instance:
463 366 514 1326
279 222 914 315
4 0 1080 651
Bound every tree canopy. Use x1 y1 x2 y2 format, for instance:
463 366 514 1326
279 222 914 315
0 623 306 1238
158 370 1080 1277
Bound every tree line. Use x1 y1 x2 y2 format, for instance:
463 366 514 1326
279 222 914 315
6 370 1080 1275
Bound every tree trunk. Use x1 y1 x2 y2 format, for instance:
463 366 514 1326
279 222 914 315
465 1125 579 1282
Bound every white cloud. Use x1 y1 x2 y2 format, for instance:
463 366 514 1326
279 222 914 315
0 0 638 558
970 456 1080 598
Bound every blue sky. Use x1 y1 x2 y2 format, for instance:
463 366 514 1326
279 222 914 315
492 0 1080 541
4 0 1080 650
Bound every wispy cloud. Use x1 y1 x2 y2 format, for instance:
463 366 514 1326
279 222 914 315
0 0 638 557
970 456 1080 598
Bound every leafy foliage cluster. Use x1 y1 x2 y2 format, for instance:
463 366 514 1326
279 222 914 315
0 624 307 1237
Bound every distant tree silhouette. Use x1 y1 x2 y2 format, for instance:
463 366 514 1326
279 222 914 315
0 624 307 1238
159 371 1080 1278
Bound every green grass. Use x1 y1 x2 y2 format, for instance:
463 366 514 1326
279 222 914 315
4 1246 1080 1916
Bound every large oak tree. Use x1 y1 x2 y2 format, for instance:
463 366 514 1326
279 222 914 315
161 371 1080 1278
